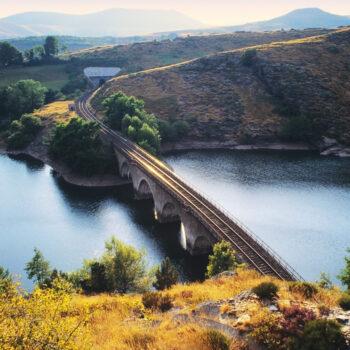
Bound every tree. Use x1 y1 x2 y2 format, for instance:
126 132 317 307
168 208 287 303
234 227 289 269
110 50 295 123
48 116 116 176
153 257 179 290
0 41 22 67
44 36 59 57
337 248 350 291
61 44 68 53
102 236 150 294
7 114 42 150
103 91 145 130
24 48 35 62
0 265 10 293
5 79 47 120
206 241 239 278
25 248 51 287
33 45 45 60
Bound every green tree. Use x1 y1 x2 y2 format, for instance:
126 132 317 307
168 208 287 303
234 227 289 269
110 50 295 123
5 79 47 120
103 91 145 130
281 115 313 141
33 45 45 59
48 116 116 176
153 257 179 290
44 36 59 57
7 114 42 150
25 248 51 287
102 236 150 294
206 241 239 278
24 48 35 62
241 48 257 66
0 41 22 67
0 265 11 293
337 248 350 291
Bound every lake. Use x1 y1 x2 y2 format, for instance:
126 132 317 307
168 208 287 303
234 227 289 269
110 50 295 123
1 150 349 289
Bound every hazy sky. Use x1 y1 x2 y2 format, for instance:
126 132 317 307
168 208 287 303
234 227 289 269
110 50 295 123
1 0 350 26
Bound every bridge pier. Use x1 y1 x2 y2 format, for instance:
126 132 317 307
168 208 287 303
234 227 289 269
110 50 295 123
114 147 217 256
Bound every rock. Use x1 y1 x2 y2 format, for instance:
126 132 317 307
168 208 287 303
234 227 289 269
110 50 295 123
196 300 223 318
211 271 238 280
268 305 279 312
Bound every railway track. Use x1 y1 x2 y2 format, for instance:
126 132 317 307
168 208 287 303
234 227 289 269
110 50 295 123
76 92 303 281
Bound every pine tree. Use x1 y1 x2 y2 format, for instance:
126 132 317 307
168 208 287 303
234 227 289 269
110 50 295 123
153 257 179 290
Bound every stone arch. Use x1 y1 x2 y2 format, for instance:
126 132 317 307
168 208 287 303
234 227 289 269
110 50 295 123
192 236 212 255
159 202 180 222
135 178 153 200
120 162 131 179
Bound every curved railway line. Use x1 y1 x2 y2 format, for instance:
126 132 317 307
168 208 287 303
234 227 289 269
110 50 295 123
76 92 303 281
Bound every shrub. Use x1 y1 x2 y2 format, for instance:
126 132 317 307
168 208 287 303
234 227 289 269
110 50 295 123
253 282 278 300
158 294 173 312
337 248 350 291
142 292 161 310
289 282 318 299
339 293 350 311
289 319 346 350
281 306 316 340
200 330 230 350
7 114 42 150
250 308 282 349
241 48 257 66
206 241 239 278
142 292 173 312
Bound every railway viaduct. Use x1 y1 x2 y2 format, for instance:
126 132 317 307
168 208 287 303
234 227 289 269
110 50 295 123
116 150 215 256
76 92 303 281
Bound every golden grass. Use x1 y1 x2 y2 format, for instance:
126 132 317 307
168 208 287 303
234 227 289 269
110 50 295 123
68 270 343 349
33 100 75 121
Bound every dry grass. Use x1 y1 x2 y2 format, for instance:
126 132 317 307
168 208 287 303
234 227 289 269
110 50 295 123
68 269 342 349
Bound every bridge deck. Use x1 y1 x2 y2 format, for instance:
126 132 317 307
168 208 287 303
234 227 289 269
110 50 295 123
76 92 303 282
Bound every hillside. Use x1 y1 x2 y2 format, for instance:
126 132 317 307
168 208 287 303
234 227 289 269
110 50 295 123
68 28 332 74
91 28 350 150
0 9 202 39
2 269 349 349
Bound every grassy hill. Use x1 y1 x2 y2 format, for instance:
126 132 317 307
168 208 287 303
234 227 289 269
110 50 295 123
67 28 332 74
91 28 350 147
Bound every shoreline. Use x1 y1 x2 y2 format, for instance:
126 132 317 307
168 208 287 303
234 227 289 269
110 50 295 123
1 147 131 188
161 140 350 157
1 138 349 189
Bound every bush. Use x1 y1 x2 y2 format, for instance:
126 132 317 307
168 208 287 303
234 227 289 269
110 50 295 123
281 306 316 340
339 293 350 311
142 292 173 312
158 294 173 312
253 282 278 300
280 115 313 142
289 282 318 299
142 292 161 310
48 117 117 176
289 319 346 350
241 48 257 66
206 241 239 278
200 330 230 350
7 114 42 150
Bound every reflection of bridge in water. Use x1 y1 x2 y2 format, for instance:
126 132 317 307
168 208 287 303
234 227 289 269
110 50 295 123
76 92 303 281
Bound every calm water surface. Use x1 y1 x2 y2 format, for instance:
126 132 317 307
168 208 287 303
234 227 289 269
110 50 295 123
165 150 350 284
1 150 350 289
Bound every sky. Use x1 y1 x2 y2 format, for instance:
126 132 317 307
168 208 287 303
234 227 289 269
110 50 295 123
1 0 350 26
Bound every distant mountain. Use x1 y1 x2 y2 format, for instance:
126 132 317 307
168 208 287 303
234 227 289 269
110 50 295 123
223 8 350 32
0 9 203 39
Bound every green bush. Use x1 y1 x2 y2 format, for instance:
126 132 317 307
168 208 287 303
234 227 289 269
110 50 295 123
48 116 117 176
289 319 346 350
206 241 239 278
289 282 318 299
339 293 350 311
253 282 278 300
200 330 230 350
7 114 42 150
280 115 313 142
